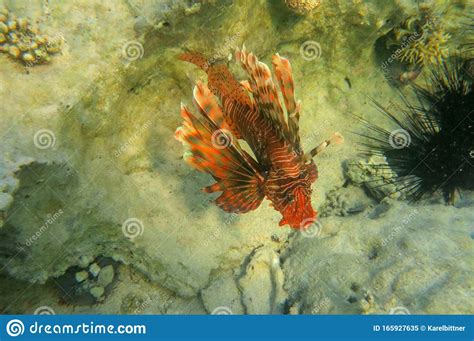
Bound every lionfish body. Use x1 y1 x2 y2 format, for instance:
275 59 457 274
175 47 338 229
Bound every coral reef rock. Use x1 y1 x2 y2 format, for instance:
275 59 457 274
282 202 473 314
237 247 288 314
319 186 374 217
284 0 321 14
344 156 410 201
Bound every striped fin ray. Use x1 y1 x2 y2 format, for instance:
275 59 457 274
272 54 302 149
236 46 291 142
175 84 265 213
192 81 242 139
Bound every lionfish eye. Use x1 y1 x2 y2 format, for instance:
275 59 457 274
286 194 294 203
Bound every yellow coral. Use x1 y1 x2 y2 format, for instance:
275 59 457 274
0 7 62 66
284 0 322 14
396 18 450 67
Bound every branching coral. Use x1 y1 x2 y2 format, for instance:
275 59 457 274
398 24 449 66
387 14 450 67
0 7 62 66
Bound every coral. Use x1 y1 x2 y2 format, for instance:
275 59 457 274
284 0 322 15
201 246 288 315
0 7 62 66
237 247 287 314
0 155 34 229
282 202 474 314
56 257 119 305
201 272 244 314
319 186 373 217
388 14 450 67
184 3 202 16
344 156 409 201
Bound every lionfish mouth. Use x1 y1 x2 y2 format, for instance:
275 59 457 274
278 188 317 229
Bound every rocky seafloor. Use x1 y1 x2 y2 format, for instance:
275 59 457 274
0 0 472 315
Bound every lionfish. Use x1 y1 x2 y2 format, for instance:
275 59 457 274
175 47 342 229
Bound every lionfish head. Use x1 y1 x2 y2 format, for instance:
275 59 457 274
278 186 317 229
267 161 319 229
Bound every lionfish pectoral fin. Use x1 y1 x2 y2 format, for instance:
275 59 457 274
201 151 265 214
193 81 242 139
204 176 265 214
240 80 253 93
175 85 265 214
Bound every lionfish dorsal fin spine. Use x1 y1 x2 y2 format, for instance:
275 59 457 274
236 47 307 153
179 52 210 72
236 48 290 139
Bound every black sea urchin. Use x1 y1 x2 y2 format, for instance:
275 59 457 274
358 59 474 203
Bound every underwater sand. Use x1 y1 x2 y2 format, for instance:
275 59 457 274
0 0 472 315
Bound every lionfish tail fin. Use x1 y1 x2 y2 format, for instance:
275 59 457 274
175 83 265 213
179 52 210 72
